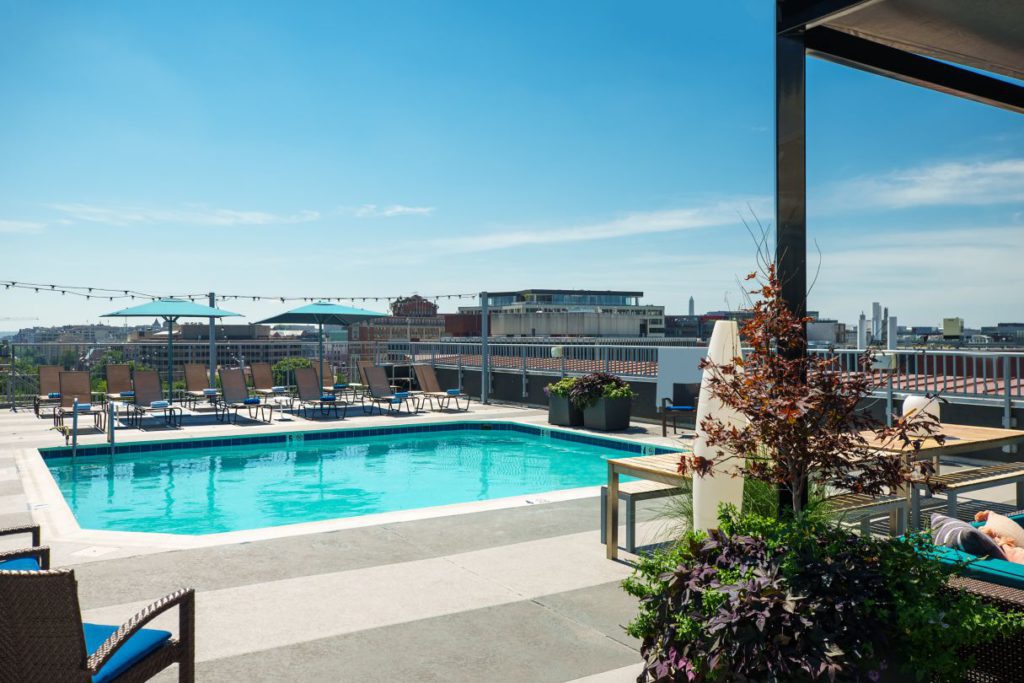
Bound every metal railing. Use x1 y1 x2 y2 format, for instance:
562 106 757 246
4 340 1023 414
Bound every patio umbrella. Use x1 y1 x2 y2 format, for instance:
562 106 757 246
255 302 385 388
102 299 242 401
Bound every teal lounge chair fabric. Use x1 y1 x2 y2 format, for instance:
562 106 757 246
83 623 172 683
926 512 1024 589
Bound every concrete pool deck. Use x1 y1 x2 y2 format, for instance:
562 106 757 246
3 401 1019 681
0 401 684 681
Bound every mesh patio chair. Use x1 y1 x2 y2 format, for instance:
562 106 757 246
55 371 105 431
250 362 285 401
0 568 195 682
127 371 182 429
33 365 61 418
294 367 345 420
105 364 135 403
413 364 470 412
364 366 413 416
182 364 218 410
216 367 273 424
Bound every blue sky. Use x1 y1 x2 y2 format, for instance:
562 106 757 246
1 0 1021 328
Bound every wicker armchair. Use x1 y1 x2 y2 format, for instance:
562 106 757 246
0 524 49 571
0 569 194 682
945 576 1024 683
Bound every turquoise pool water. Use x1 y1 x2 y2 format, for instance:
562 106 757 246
45 427 649 534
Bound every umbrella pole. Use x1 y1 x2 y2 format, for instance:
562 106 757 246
319 322 325 389
166 316 176 402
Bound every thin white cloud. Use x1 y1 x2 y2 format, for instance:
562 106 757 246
353 204 435 218
824 158 1024 210
50 203 320 227
428 200 770 254
0 219 45 234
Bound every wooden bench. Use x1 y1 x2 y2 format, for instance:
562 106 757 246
910 463 1024 530
600 480 684 553
830 492 908 536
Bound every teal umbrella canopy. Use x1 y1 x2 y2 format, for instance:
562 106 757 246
101 298 242 401
102 298 242 319
256 302 385 389
255 301 385 326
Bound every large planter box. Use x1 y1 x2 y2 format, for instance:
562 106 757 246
548 395 583 426
583 397 631 431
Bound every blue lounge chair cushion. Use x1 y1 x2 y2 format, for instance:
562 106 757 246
119 391 135 398
203 388 219 395
320 395 336 402
665 405 694 411
149 400 170 409
272 386 286 393
74 403 92 412
47 392 61 399
391 398 403 404
243 397 260 405
394 392 409 399
446 389 461 396
0 556 40 571
333 383 348 389
83 622 172 683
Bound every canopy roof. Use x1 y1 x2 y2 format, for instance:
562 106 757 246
255 301 385 326
782 0 1024 114
101 298 242 319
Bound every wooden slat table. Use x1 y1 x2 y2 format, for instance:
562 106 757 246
862 423 1024 468
605 453 686 560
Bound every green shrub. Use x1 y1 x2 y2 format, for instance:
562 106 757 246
545 377 577 398
624 506 1024 682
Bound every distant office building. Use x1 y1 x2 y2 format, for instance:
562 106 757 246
458 290 665 338
943 317 965 340
170 323 271 341
351 295 445 343
665 315 703 339
11 324 133 344
807 320 846 345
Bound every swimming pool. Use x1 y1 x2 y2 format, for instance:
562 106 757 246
42 423 676 535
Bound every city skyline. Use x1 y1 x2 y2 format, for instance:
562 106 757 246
2 1 1022 327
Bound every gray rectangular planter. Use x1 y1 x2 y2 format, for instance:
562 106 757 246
583 397 631 431
548 395 584 426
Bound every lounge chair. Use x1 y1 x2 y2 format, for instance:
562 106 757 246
0 568 195 682
294 367 346 420
660 383 699 436
105 364 136 403
128 370 183 429
55 371 106 431
413 364 470 411
250 362 286 401
183 363 219 409
34 365 62 418
0 524 49 571
216 367 273 423
364 366 413 416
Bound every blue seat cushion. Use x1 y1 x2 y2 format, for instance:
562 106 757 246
446 389 461 396
333 383 348 389
83 622 172 683
665 405 694 411
243 397 260 405
319 395 336 402
118 391 135 398
47 392 61 399
0 556 40 571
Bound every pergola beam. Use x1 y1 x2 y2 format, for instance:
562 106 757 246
806 27 1024 115
777 0 881 35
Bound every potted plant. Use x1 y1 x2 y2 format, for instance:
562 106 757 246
569 372 635 431
545 377 582 426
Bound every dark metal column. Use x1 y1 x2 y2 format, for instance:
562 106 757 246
776 30 807 327
776 24 808 514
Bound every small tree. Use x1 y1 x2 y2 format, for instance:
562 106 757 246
680 263 942 516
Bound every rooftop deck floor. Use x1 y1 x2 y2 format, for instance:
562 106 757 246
0 402 1018 681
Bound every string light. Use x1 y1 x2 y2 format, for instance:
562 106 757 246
0 278 480 305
